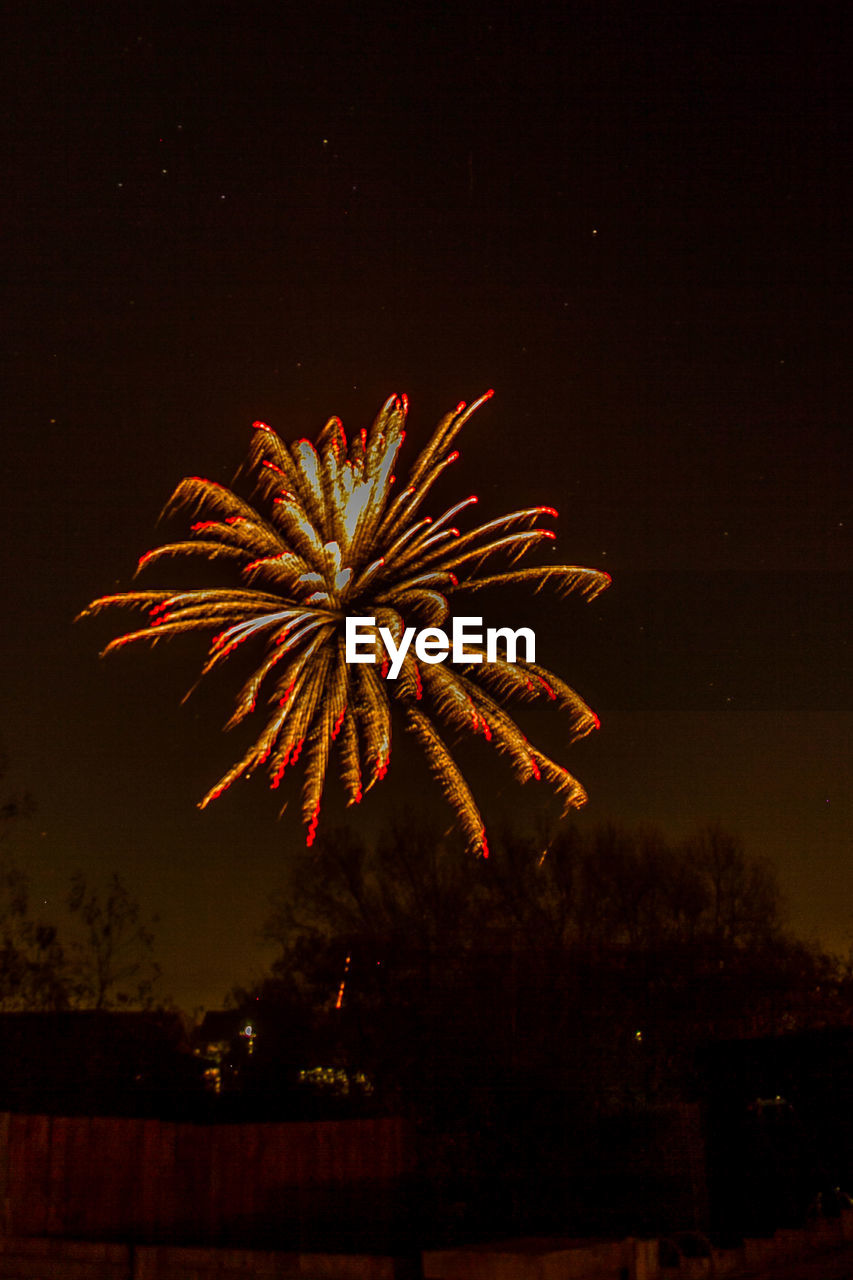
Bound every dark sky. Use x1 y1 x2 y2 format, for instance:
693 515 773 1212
3 1 850 1010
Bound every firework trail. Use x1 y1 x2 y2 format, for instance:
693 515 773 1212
79 393 609 855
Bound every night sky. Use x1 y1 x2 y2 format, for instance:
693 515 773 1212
3 1 850 1011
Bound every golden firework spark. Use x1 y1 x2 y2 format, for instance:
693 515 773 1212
79 392 609 855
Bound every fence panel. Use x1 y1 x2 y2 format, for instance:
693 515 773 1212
0 1113 414 1248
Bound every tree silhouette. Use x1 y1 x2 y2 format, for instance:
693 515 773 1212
253 819 840 1119
0 763 68 1010
66 873 161 1010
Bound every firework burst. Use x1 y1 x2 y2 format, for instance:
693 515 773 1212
79 392 610 855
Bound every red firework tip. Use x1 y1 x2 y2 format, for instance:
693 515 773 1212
455 401 466 414
448 450 459 462
450 528 459 537
480 829 490 859
380 660 389 679
483 388 495 400
191 520 219 532
252 420 272 432
262 460 284 474
414 665 423 700
137 550 157 568
529 757 541 781
246 551 287 572
152 612 171 626
213 630 251 657
542 530 556 540
332 704 347 739
360 428 367 448
225 516 245 525
592 712 601 730
278 681 295 706
538 506 558 517
537 675 557 700
306 801 321 846
449 574 458 587
401 393 408 412
482 721 492 742
290 737 305 765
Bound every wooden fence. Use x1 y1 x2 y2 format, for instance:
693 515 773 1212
0 1113 417 1250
